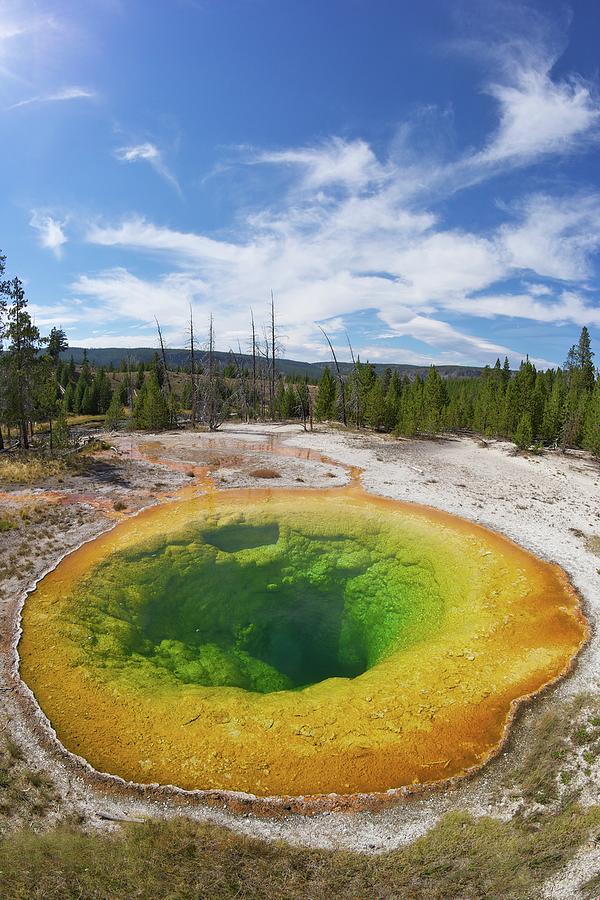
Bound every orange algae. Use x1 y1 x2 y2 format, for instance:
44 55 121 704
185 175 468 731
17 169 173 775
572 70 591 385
18 484 587 798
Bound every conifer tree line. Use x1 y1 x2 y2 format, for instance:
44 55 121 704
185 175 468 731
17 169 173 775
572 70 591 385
313 327 600 456
1 247 599 453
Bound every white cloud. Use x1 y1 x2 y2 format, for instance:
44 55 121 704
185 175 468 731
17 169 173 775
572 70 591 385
87 217 238 263
478 69 599 166
80 165 600 365
114 142 181 195
73 333 166 348
72 269 208 328
60 16 600 367
7 86 95 110
449 291 600 327
499 194 600 280
254 138 387 191
29 212 68 258
0 24 28 41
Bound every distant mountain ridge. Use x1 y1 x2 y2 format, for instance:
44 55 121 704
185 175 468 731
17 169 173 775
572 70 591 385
61 347 486 380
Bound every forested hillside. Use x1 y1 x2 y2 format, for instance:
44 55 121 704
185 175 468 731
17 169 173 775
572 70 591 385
61 347 484 381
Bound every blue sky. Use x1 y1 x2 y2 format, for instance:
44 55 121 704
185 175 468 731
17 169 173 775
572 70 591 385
1 0 600 368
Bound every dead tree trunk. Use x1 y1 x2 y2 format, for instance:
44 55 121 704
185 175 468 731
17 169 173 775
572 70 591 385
319 326 347 426
270 290 276 420
346 332 360 428
155 317 175 426
251 309 257 420
189 306 197 428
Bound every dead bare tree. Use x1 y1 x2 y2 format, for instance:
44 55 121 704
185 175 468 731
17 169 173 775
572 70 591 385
296 379 311 431
318 325 347 426
198 315 231 431
188 305 197 428
233 340 250 421
270 290 276 419
346 331 361 428
154 316 175 425
124 354 134 409
257 327 271 419
250 308 257 420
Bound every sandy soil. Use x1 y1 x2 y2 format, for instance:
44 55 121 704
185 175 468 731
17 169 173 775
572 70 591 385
1 423 599 893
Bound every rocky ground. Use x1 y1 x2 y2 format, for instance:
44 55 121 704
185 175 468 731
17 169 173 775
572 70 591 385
0 423 599 897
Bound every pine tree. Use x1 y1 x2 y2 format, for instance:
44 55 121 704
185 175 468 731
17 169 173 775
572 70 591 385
131 381 148 429
80 350 91 384
364 378 386 430
280 384 297 419
515 412 533 450
95 368 113 413
54 405 70 449
104 391 124 430
542 372 565 444
315 367 337 420
422 366 447 434
47 327 68 366
143 373 170 429
396 376 423 436
583 377 600 457
63 382 74 413
577 326 595 394
383 380 400 432
2 278 43 448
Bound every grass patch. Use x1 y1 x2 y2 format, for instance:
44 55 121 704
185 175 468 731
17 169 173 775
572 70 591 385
1 806 599 899
0 450 100 485
249 468 281 479
0 513 18 532
66 414 109 427
585 535 600 557
506 706 571 804
0 455 68 485
0 737 56 827
2 695 600 896
78 439 111 455
505 694 600 806
582 870 600 899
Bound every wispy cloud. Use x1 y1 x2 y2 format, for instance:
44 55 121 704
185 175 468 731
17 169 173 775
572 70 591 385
499 193 600 281
61 11 600 366
254 138 387 191
7 86 96 111
29 211 68 258
114 142 182 195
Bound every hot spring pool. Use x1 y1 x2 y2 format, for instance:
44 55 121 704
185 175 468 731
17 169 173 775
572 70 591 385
19 487 587 797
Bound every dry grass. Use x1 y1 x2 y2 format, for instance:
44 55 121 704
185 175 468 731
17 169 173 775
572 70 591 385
0 512 18 532
1 696 600 895
1 805 599 899
504 694 600 806
250 468 281 479
585 535 600 557
0 737 56 828
0 455 68 485
66 414 108 426
582 870 600 898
